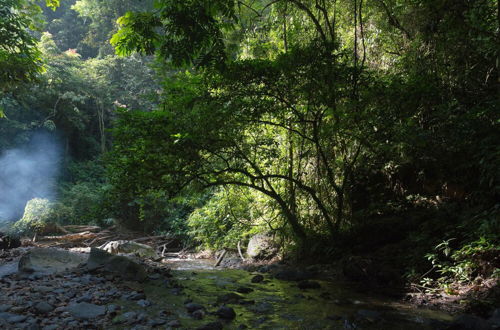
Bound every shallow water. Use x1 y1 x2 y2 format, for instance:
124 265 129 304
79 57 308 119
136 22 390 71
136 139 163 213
115 257 455 329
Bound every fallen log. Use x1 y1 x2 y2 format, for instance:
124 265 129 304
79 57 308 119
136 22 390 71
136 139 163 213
39 231 97 242
62 225 101 233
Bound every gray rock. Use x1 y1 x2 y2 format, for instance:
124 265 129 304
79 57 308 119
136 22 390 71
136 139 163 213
274 269 312 281
0 313 28 323
185 303 204 313
113 311 137 325
197 321 223 330
357 309 381 322
216 306 236 319
66 302 106 320
192 309 205 320
217 293 244 304
449 314 491 330
166 319 181 328
251 275 264 283
137 299 151 307
297 280 321 289
18 248 87 275
247 233 278 260
99 240 158 259
34 301 54 314
248 302 273 314
0 304 12 312
86 248 146 281
42 325 59 330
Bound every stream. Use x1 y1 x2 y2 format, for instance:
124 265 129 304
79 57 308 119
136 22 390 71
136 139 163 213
115 256 455 329
0 251 458 329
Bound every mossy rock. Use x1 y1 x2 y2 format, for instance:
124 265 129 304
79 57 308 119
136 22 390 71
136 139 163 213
11 198 54 234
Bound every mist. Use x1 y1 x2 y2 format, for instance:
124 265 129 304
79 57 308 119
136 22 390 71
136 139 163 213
0 132 61 222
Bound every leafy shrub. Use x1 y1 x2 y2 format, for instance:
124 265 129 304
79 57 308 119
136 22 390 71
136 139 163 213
11 198 53 234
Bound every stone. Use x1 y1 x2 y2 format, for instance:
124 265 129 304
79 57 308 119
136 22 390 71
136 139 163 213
0 304 12 312
448 314 491 330
274 269 312 281
86 248 147 281
18 248 87 275
66 302 106 320
185 303 204 313
217 293 244 304
0 313 28 323
248 302 273 314
356 309 381 322
34 301 54 314
246 233 278 260
99 240 158 259
113 311 137 325
0 233 21 250
251 275 264 283
297 280 321 289
197 321 223 330
216 306 236 319
166 319 181 328
136 299 151 307
192 309 204 320
236 286 254 294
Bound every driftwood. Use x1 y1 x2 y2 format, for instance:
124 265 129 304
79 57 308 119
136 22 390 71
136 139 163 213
63 225 101 233
237 240 246 262
40 231 97 242
215 249 227 267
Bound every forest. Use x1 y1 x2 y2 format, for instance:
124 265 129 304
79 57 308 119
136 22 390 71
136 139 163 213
0 0 499 329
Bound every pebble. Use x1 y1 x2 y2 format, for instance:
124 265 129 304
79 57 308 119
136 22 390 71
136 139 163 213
185 302 204 313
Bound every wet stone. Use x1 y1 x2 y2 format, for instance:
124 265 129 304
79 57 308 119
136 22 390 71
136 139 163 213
197 321 223 330
251 275 264 283
66 302 106 319
216 306 236 320
192 309 205 320
185 302 204 313
34 301 54 314
166 319 181 328
137 299 151 307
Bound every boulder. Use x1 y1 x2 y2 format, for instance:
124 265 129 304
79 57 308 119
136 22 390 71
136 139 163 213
86 248 146 281
247 233 278 260
66 303 106 320
0 233 21 249
99 240 158 259
18 248 87 275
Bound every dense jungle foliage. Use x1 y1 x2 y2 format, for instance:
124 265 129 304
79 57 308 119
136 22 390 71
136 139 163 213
1 0 499 298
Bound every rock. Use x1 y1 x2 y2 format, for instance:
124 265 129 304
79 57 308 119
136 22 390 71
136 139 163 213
166 319 181 328
0 233 21 250
197 321 223 330
192 309 205 320
247 233 278 260
66 302 106 320
99 240 158 259
185 303 204 313
148 318 167 326
86 248 147 281
489 308 500 327
136 299 151 307
251 275 264 283
216 306 236 319
356 309 381 322
236 286 254 294
113 311 137 325
34 301 54 314
18 248 87 275
248 302 273 314
448 314 491 330
297 280 321 289
0 304 12 312
274 269 312 281
217 293 244 304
